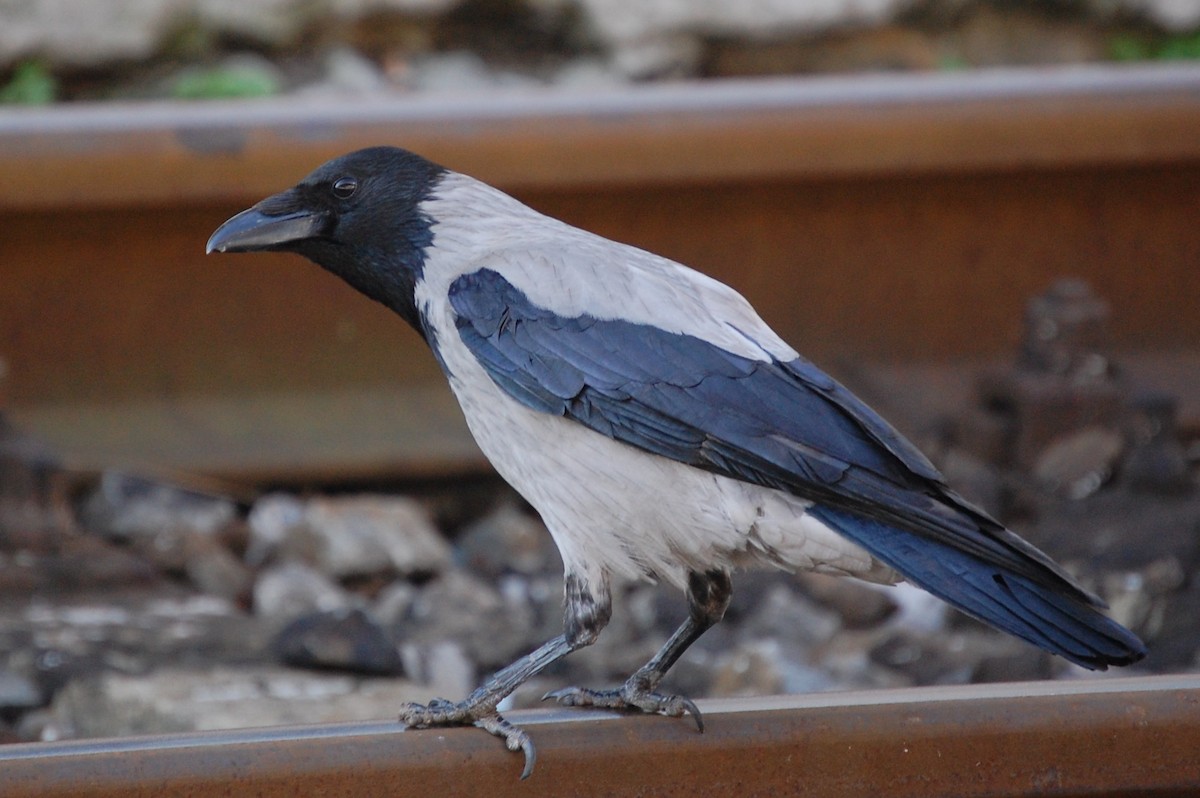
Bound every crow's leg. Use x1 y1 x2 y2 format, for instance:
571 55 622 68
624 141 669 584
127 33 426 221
399 575 611 779
544 569 732 731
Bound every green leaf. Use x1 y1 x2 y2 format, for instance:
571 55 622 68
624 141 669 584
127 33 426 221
1157 33 1200 61
0 61 59 105
172 65 280 100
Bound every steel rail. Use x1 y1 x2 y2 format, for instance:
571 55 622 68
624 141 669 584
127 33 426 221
1 675 1197 797
1 63 1199 210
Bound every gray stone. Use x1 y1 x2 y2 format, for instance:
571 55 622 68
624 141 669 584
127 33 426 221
577 0 908 44
394 569 535 668
246 492 308 568
6 592 268 692
81 472 236 572
273 607 402 675
456 502 560 577
812 629 913 690
1 0 175 68
549 57 628 89
509 572 567 644
326 0 459 15
1144 571 1200 670
1122 394 1192 495
292 495 452 579
0 667 42 714
886 581 952 636
871 627 1056 686
183 532 253 601
249 494 451 579
971 642 1057 683
398 639 475 699
14 708 64 743
49 665 431 738
708 638 786 697
253 562 355 628
1126 0 1200 30
708 639 837 698
576 0 913 78
1033 426 1124 500
607 33 703 79
403 51 543 93
738 582 841 648
294 46 389 97
0 0 457 69
1099 557 1184 638
1019 278 1113 379
0 537 159 595
1023 484 1200 576
793 572 898 629
371 580 419 628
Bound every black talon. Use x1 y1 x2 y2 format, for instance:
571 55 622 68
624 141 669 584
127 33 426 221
474 713 537 779
680 697 704 732
519 737 537 780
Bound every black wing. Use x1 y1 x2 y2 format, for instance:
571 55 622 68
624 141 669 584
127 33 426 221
448 268 1145 669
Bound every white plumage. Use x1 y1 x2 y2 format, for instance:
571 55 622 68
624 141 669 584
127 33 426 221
416 173 894 594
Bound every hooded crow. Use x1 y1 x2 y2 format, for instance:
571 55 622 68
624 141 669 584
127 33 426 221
208 146 1146 778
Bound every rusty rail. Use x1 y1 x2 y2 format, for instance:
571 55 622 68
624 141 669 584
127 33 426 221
3 63 1200 207
2 675 1197 797
2 64 1199 481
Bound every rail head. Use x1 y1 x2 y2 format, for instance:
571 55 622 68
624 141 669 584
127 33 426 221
2 675 1197 797
1 63 1199 210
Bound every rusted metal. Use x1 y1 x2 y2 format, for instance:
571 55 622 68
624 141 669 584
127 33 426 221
1 65 1198 480
1 675 1197 797
3 64 1200 208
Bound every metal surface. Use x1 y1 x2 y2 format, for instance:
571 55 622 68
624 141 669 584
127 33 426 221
3 64 1200 207
1 676 1197 797
2 65 1199 480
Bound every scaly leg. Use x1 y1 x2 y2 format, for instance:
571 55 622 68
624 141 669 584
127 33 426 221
544 569 733 731
399 575 611 779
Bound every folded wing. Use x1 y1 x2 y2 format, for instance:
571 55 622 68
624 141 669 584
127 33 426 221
449 267 1146 669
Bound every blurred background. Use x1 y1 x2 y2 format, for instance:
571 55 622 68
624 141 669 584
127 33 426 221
1 0 1199 746
3 0 1200 100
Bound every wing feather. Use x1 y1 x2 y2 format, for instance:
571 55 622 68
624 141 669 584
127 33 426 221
448 268 1094 604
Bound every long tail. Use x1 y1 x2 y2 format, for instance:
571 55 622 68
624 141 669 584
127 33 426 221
810 505 1147 670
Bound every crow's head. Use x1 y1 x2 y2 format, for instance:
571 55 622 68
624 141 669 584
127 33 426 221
207 146 445 329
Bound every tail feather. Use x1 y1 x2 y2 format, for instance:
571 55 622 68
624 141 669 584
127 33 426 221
810 505 1147 670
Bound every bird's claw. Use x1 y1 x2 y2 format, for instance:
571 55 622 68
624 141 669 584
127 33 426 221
474 712 537 780
543 685 704 733
399 699 537 779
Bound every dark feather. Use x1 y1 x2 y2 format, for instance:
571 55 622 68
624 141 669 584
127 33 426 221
448 268 1146 668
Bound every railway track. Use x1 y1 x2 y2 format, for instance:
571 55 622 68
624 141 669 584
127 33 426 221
2 65 1199 796
2 676 1197 797
2 63 1199 482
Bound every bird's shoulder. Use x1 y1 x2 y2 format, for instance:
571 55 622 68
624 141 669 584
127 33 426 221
420 172 794 362
453 235 796 365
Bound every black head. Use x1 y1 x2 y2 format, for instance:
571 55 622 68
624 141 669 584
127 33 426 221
207 146 446 331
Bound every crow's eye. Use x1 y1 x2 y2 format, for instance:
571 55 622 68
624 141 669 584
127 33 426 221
332 177 358 200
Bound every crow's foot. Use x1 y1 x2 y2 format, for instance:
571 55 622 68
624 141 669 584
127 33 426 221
399 698 536 779
542 685 704 732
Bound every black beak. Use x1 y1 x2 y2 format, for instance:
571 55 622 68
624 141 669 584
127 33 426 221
206 206 329 254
